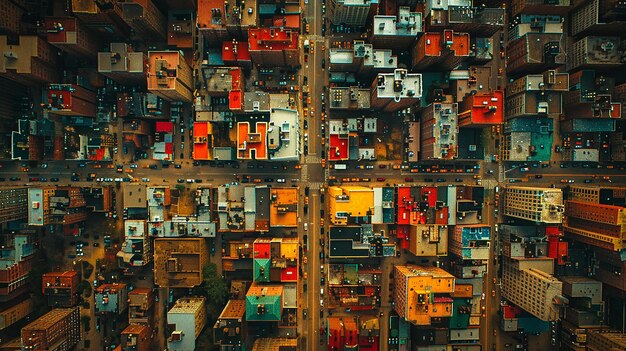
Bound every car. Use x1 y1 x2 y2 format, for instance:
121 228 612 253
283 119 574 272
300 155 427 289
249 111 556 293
321 277 325 285
277 178 286 183
141 178 150 182
455 178 463 182
50 177 59 182
404 177 414 182
93 242 99 247
436 178 445 182
535 175 543 179
321 58 326 69
376 177 385 181
320 239 325 246
149 164 158 170
584 179 593 183
9 177 20 181
174 164 182 169
40 163 48 169
186 179 194 183
71 176 80 181
264 178 274 182
177 179 184 183
130 164 138 168
365 165 374 169
320 252 325 259
29 177 40 182
40 177 47 182
195 179 202 183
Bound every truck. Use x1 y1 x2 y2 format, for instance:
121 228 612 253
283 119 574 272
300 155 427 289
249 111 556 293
334 164 347 170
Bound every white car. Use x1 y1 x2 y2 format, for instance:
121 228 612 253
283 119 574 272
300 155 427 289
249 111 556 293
277 178 286 183
320 299 324 307
186 179 194 183
96 178 103 182
142 178 150 182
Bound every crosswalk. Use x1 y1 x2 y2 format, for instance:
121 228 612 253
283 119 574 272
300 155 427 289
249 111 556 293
304 155 321 164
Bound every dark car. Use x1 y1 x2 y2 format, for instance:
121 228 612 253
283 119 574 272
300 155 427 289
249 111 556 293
149 164 158 169
194 179 202 183
265 178 274 182
71 176 80 181
50 177 59 182
10 177 20 181
177 179 184 183
174 164 182 169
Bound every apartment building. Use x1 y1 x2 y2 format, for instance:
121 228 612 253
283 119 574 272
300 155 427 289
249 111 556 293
42 271 80 308
120 324 151 351
393 265 455 325
70 0 130 37
247 28 299 67
128 288 153 325
412 30 470 70
449 225 491 260
117 220 152 267
21 307 81 351
504 187 564 223
328 186 374 225
0 36 59 84
458 91 504 127
154 238 208 288
95 283 128 315
327 0 373 27
213 299 246 350
167 297 207 351
420 102 458 160
44 16 100 59
371 7 422 49
119 0 167 41
505 71 568 118
147 51 193 102
0 187 28 224
501 257 562 321
98 43 146 84
370 69 422 113
0 235 35 302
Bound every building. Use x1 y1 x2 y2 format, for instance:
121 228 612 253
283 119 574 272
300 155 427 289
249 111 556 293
70 0 130 37
420 102 458 160
147 51 193 102
248 28 299 67
412 30 470 70
510 0 570 17
44 17 100 59
393 265 455 325
45 84 97 117
95 283 128 315
42 271 80 308
168 10 195 49
222 39 252 68
267 108 300 161
119 0 167 41
564 186 626 251
98 43 146 84
370 69 422 112
501 117 554 162
118 220 152 267
328 120 350 161
213 299 246 351
371 7 422 49
0 0 24 34
0 235 35 302
329 87 370 110
197 0 258 45
567 36 624 72
0 187 28 224
328 186 374 225
587 330 626 351
167 297 207 351
505 71 568 118
245 283 283 322
458 90 504 127
123 184 147 209
45 187 91 225
154 238 208 288
269 188 298 227
0 297 33 331
237 121 268 160
506 33 565 75
570 0 626 36
328 316 359 350
120 324 151 351
504 187 564 223
128 288 153 325
251 338 298 351
450 225 491 260
20 307 81 351
0 35 59 84
563 70 621 121
327 264 382 309
252 238 298 283
329 225 396 258
501 257 562 321
327 0 373 27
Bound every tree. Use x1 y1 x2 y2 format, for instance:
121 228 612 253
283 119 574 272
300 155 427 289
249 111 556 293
202 263 228 313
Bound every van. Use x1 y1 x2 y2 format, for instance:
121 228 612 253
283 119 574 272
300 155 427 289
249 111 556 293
304 223 308 230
